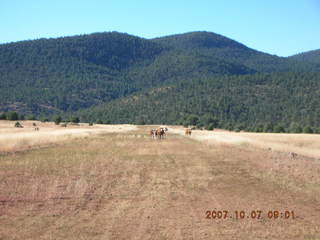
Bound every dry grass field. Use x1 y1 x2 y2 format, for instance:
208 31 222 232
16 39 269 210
0 123 319 239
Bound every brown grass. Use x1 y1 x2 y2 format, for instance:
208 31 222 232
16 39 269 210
0 126 319 239
0 121 136 153
170 126 320 159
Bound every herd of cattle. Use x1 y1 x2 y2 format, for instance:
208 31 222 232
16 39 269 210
150 127 168 139
149 127 192 139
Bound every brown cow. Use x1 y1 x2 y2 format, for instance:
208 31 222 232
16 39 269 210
185 128 192 136
150 129 157 139
156 128 165 139
289 152 298 159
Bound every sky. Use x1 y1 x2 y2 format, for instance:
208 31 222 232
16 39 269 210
0 0 319 56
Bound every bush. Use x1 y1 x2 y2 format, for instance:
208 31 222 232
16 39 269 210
14 122 23 128
54 116 62 125
0 113 6 120
41 118 49 122
7 112 19 121
289 122 303 133
96 119 103 124
70 116 80 123
26 115 36 120
89 122 93 126
137 119 146 125
205 123 215 131
263 123 274 132
273 125 285 133
303 126 313 134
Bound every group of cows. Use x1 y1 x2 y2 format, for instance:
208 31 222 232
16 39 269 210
149 127 192 139
150 127 168 139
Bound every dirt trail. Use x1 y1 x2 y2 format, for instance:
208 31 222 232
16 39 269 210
0 127 319 239
170 127 320 159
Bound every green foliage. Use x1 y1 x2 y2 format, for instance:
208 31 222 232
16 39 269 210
7 112 19 121
205 123 215 131
303 126 313 134
70 116 80 123
41 118 50 122
54 116 62 125
14 121 23 128
78 72 320 132
274 125 285 133
0 113 6 120
289 122 302 133
26 115 36 120
0 31 320 131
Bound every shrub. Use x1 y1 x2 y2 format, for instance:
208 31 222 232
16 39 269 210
273 125 285 133
41 118 49 122
205 123 215 131
303 126 313 134
137 119 146 125
0 113 6 120
14 122 23 128
7 112 19 121
263 123 274 132
26 115 36 120
70 116 80 123
54 116 62 125
89 122 93 126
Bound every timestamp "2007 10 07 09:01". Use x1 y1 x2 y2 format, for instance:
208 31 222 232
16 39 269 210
205 210 296 220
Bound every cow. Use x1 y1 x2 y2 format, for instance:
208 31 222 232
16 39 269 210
156 128 166 139
185 128 192 136
289 152 298 159
150 129 157 139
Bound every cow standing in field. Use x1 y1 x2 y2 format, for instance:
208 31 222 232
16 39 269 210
185 128 192 136
156 128 165 139
150 129 157 139
289 152 298 159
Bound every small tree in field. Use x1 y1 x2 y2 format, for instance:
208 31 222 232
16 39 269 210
14 122 23 128
54 116 62 125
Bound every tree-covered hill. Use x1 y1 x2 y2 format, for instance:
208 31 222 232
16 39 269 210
78 72 320 132
154 32 320 73
0 30 319 130
289 49 320 65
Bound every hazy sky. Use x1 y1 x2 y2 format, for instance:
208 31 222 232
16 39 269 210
1 0 319 56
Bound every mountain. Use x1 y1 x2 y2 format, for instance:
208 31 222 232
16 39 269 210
289 49 320 65
0 31 319 131
78 72 320 131
153 31 320 72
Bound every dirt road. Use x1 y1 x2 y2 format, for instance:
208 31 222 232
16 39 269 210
0 126 319 239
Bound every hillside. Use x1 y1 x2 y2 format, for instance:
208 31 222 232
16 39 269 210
289 49 320 64
78 72 320 131
0 31 319 129
153 31 320 72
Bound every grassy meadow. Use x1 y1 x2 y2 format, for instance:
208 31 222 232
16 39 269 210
0 123 319 239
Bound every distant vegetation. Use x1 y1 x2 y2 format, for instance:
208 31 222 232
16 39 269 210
0 31 319 132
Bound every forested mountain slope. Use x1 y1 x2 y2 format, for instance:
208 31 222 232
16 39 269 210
0 31 319 130
289 49 320 65
77 72 320 131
